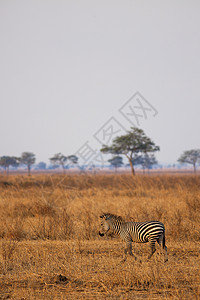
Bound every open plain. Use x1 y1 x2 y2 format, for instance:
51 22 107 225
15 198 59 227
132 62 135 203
0 174 199 299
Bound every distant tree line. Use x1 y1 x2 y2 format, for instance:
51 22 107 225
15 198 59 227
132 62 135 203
101 127 200 175
0 127 200 175
0 152 79 175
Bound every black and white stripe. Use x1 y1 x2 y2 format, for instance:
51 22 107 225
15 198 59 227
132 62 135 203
99 213 168 262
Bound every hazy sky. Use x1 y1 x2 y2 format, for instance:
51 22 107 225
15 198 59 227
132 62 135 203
0 0 200 165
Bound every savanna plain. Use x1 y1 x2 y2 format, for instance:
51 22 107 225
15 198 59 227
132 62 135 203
0 174 199 299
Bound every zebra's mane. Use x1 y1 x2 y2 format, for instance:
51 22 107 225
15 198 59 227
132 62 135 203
100 213 123 222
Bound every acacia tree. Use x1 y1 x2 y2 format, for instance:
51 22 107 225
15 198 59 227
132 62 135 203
20 152 36 175
50 153 68 173
49 153 78 173
178 149 200 174
0 156 19 174
67 155 78 168
136 153 158 174
108 156 123 173
36 162 47 170
101 127 159 176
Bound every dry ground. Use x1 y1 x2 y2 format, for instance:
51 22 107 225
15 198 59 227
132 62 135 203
0 174 199 299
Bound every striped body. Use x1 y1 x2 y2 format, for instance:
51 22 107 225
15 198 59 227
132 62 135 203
116 220 165 243
99 213 168 262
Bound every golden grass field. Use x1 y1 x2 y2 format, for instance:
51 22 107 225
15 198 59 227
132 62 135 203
0 174 199 299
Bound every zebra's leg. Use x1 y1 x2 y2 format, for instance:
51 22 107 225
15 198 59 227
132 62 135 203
163 245 168 262
148 240 156 259
122 243 137 262
157 234 168 262
157 235 163 254
127 243 137 259
122 246 128 262
162 234 168 262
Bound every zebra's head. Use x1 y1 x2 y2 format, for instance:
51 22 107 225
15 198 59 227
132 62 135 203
99 213 122 237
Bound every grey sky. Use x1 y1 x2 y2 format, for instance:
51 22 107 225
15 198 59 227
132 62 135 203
0 0 200 165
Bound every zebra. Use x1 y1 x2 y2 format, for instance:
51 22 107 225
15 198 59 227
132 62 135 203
99 213 168 262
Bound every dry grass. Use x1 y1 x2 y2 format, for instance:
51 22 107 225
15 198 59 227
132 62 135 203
0 174 199 299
